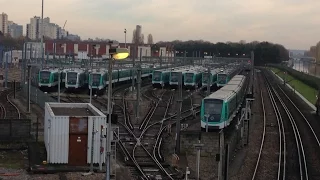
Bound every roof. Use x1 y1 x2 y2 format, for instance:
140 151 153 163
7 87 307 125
51 107 95 116
204 75 246 101
66 68 86 73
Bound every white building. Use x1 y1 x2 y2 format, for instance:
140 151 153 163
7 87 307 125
26 16 75 40
0 12 8 34
7 21 23 38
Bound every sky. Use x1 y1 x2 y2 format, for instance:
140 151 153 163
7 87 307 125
1 0 319 50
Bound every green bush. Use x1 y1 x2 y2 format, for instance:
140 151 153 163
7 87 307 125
268 64 320 90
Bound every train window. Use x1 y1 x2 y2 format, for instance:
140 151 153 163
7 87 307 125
218 74 227 84
171 72 179 82
204 99 223 122
40 71 50 80
0 75 3 80
153 71 161 81
185 73 193 83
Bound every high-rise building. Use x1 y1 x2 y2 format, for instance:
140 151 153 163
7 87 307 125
0 12 8 34
7 21 23 38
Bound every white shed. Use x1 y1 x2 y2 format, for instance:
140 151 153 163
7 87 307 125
44 102 110 166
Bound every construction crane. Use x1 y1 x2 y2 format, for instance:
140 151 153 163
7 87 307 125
63 20 67 30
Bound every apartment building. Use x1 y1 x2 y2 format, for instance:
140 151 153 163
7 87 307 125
0 12 8 34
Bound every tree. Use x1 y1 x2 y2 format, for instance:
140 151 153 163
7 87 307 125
147 34 154 44
131 29 136 44
154 40 289 65
140 34 144 44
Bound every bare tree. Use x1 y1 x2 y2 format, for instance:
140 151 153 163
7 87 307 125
147 34 154 44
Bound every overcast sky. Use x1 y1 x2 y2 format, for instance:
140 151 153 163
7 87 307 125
1 0 319 50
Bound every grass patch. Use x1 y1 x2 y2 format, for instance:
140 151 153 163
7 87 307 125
0 151 27 169
269 67 318 104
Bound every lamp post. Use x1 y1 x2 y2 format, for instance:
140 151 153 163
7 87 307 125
40 0 44 69
124 29 127 48
106 46 129 180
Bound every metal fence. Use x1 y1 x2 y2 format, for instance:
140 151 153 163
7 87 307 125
21 84 57 108
0 119 31 141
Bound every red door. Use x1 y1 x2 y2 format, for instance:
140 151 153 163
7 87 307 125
68 134 87 166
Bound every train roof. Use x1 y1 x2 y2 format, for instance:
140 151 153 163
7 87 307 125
66 68 86 73
204 75 245 101
40 68 59 73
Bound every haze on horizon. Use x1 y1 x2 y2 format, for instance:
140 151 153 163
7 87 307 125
1 0 319 50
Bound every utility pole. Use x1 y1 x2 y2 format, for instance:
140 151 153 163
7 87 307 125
136 64 141 122
207 67 210 96
175 72 182 154
5 51 8 88
218 130 224 180
131 47 135 92
41 0 44 69
27 65 31 113
89 72 92 103
194 141 204 180
124 29 127 48
106 55 113 180
58 69 61 102
160 50 163 68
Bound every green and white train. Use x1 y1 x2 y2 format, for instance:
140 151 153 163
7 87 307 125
216 67 240 87
200 75 247 129
201 68 220 88
184 66 206 89
38 69 60 88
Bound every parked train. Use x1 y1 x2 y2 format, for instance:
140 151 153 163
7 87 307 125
200 75 247 130
216 67 241 87
184 68 203 89
201 68 220 89
152 69 171 88
169 67 192 88
65 68 89 92
88 68 153 95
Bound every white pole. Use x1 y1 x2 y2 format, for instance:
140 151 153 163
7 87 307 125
90 73 92 104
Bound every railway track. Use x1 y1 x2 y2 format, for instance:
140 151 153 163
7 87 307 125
251 69 313 180
251 72 286 180
0 89 21 119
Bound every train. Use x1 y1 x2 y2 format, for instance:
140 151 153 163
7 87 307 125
152 69 171 88
88 67 153 95
216 67 241 87
184 68 203 89
65 68 89 92
169 67 191 88
201 68 220 89
200 75 247 130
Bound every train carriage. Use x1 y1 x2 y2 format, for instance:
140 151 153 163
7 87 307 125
201 69 220 89
200 75 247 130
169 68 190 88
152 69 171 88
184 69 202 89
65 68 88 92
216 67 240 87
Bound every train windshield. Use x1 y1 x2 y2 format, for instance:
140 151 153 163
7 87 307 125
67 72 77 84
204 99 223 122
217 74 227 84
185 73 193 83
91 74 101 85
202 73 209 83
153 71 161 81
171 72 179 82
40 71 51 80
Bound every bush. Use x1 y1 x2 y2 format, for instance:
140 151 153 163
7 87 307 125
268 64 320 90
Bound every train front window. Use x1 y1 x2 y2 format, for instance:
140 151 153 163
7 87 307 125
185 73 193 83
171 72 179 82
218 74 227 84
204 99 223 122
153 71 161 81
203 73 209 83
91 74 101 86
40 71 50 82
67 72 77 85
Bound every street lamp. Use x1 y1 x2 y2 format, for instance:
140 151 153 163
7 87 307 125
124 29 127 48
106 46 129 180
40 0 44 69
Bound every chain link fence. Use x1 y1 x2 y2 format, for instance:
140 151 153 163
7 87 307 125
21 84 57 108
